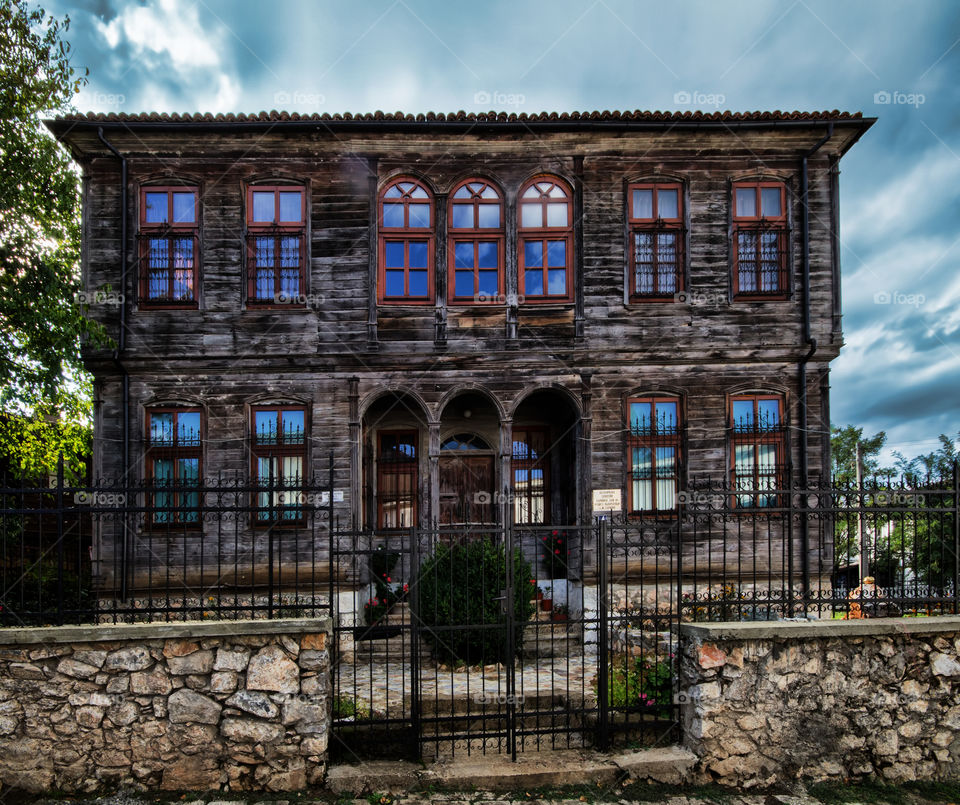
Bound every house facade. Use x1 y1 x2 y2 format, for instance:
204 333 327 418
47 109 873 598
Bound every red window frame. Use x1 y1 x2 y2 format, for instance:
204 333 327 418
729 394 786 508
376 430 418 529
732 182 788 300
246 185 306 307
379 178 434 305
518 176 574 303
448 179 505 305
626 396 682 515
511 426 550 525
628 183 684 301
144 407 203 527
138 186 199 307
251 405 308 526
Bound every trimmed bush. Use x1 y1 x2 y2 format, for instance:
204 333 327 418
414 536 536 664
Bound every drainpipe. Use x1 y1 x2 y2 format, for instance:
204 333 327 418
798 122 833 602
97 128 131 601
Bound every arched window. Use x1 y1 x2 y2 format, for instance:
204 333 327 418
517 176 573 302
448 179 503 304
379 178 434 304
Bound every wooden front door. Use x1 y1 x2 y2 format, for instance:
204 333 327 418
438 454 495 525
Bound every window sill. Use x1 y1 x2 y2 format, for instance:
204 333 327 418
138 301 200 311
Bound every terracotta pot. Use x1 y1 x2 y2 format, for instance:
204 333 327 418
541 598 553 612
552 613 568 622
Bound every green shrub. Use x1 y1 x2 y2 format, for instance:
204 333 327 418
414 536 535 664
601 654 673 712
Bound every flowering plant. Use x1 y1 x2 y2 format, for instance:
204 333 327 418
540 529 570 579
363 597 391 625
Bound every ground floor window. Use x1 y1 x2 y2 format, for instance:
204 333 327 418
512 427 550 524
627 397 681 514
377 431 418 528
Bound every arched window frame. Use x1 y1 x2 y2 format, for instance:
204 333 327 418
378 178 435 305
517 175 574 303
447 179 505 305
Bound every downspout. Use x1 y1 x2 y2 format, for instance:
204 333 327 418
798 122 833 602
97 127 130 601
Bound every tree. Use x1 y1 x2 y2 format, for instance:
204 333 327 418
0 0 101 479
830 424 888 486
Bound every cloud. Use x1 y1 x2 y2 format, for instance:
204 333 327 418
94 0 221 73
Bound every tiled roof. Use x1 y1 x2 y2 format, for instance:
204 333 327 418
51 109 866 125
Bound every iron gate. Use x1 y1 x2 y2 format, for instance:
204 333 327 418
330 521 681 760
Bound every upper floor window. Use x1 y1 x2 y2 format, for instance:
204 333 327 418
251 405 306 524
246 186 306 306
627 397 681 514
139 187 199 306
628 184 683 300
449 180 503 304
379 179 434 304
732 182 787 299
518 176 573 302
730 394 785 508
145 407 202 526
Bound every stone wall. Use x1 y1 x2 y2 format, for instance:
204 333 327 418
0 618 332 793
680 617 960 788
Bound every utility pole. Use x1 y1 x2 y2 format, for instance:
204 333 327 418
856 441 868 583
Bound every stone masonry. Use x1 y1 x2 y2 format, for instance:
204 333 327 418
0 618 332 793
679 617 960 788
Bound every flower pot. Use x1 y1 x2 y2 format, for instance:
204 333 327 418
541 598 553 612
551 613 568 622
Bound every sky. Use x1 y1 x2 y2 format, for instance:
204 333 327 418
50 0 960 467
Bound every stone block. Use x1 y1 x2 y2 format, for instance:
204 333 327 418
168 689 222 725
167 650 215 675
104 647 153 672
246 646 299 693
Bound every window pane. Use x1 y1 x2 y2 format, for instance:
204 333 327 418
734 444 755 475
255 410 278 443
281 409 305 442
478 270 498 296
656 401 679 433
150 413 174 445
630 401 652 434
546 240 566 267
252 191 274 223
455 271 474 297
384 185 403 199
732 400 754 429
547 269 566 295
408 241 428 268
384 241 405 268
757 443 778 473
145 192 167 223
410 186 428 199
173 237 194 268
477 241 498 268
382 203 404 228
453 186 471 199
757 399 781 429
658 189 679 219
173 269 193 300
454 242 474 268
760 187 781 217
477 203 500 228
633 189 653 219
279 191 302 222
522 185 540 199
735 187 756 217
451 204 473 228
408 270 428 297
172 192 195 223
178 412 201 444
408 203 431 228
524 269 543 295
385 270 405 296
521 203 542 227
524 241 543 267
546 202 568 227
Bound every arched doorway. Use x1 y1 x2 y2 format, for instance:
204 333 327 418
361 391 429 530
512 389 580 525
437 392 499 525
